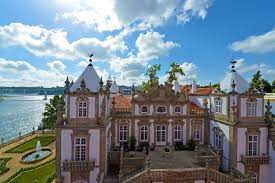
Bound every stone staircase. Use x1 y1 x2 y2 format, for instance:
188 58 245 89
104 175 119 183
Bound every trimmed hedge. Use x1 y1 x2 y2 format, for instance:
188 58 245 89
3 158 55 183
0 158 11 175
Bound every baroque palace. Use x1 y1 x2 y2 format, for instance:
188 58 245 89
55 58 275 183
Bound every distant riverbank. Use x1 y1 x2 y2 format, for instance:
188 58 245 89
0 95 53 142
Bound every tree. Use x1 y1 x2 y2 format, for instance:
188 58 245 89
42 95 64 130
251 71 262 90
261 79 272 93
166 62 185 84
272 80 275 93
142 64 161 92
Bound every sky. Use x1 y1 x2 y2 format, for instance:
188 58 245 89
0 0 275 87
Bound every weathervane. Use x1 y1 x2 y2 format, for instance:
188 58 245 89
230 60 237 72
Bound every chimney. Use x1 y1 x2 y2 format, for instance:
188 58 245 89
191 80 197 93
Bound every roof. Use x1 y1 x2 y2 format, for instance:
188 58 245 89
110 94 131 111
190 102 202 110
110 81 119 93
220 70 250 93
70 63 100 92
181 85 214 95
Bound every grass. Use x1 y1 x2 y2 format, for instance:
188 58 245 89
8 160 55 183
0 158 11 175
6 136 55 153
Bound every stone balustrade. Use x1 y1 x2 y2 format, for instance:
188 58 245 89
111 108 131 113
190 108 207 116
241 154 271 165
62 160 95 172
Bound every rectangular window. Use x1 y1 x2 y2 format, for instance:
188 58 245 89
75 137 86 161
248 135 258 156
215 131 223 149
156 125 166 142
78 102 87 118
215 100 222 113
119 125 127 142
174 125 181 140
174 106 181 113
193 125 201 140
247 102 256 116
141 106 148 113
140 126 148 141
157 106 166 113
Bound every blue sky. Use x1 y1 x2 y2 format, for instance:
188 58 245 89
0 0 274 87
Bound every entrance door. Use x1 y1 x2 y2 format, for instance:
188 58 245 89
156 125 166 145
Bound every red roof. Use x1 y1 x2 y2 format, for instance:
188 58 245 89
110 95 131 110
181 85 214 95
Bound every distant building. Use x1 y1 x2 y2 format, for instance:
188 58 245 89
56 59 275 183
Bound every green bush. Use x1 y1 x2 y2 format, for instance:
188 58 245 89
174 142 187 151
128 136 137 151
187 139 196 151
0 158 11 175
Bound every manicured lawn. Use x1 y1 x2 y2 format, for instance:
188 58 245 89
9 160 55 183
0 158 11 175
6 136 55 153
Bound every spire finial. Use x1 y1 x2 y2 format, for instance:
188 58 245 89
230 60 237 72
88 53 94 66
231 79 236 92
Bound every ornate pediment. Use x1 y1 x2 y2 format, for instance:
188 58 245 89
134 83 187 103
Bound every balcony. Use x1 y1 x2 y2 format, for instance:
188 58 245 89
190 109 207 116
62 160 95 172
241 154 270 165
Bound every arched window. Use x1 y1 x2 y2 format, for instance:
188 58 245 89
140 126 148 141
215 99 222 113
174 125 181 140
78 102 88 118
247 101 256 116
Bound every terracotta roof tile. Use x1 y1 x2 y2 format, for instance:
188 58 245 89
110 95 131 110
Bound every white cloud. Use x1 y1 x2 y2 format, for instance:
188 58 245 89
136 31 180 61
0 23 127 60
160 62 198 84
0 58 70 87
47 60 66 71
233 58 275 81
177 0 213 24
230 29 275 54
55 0 179 32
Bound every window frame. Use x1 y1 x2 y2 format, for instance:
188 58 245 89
247 101 256 117
140 126 148 141
140 105 149 114
77 101 88 118
215 130 223 149
156 105 167 113
214 99 222 113
74 137 86 161
174 125 181 140
192 124 201 140
174 105 181 113
119 125 128 142
247 134 259 156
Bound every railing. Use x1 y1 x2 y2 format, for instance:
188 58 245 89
62 160 95 172
111 108 131 113
240 154 270 165
190 109 207 116
197 154 220 167
121 167 146 182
